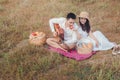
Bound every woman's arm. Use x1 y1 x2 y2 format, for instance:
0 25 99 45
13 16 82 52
89 31 99 47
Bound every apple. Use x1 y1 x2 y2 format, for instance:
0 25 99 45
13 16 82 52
32 32 38 36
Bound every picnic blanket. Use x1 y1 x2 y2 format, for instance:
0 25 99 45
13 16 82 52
48 46 96 61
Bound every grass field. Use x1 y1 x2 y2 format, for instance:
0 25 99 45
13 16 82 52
0 0 120 80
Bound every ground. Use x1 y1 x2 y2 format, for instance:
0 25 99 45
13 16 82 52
0 0 120 80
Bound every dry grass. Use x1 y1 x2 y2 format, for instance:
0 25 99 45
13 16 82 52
0 0 120 80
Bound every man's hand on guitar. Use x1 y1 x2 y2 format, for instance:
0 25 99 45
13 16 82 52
53 32 58 37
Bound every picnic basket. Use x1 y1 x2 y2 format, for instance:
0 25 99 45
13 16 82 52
29 32 46 46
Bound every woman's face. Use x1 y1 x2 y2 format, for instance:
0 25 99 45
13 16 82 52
80 17 87 25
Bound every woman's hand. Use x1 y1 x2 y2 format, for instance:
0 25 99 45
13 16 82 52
95 40 99 47
89 31 99 47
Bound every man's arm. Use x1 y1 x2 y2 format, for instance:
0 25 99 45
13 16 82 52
49 17 65 32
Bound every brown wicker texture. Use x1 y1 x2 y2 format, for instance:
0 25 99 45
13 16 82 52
29 32 46 46
77 43 93 54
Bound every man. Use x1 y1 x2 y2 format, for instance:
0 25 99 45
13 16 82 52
46 13 78 52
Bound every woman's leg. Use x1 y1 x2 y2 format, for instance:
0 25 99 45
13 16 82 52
93 31 109 42
93 31 115 50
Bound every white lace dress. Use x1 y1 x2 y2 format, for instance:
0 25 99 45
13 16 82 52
77 27 115 51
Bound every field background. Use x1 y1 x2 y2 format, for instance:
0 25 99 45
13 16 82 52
0 0 120 80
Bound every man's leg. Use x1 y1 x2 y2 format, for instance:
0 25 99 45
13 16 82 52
60 43 76 51
46 38 67 52
67 43 76 50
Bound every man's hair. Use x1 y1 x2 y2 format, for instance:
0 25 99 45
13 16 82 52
66 12 76 20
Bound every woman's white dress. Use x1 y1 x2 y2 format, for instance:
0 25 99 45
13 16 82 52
77 27 115 51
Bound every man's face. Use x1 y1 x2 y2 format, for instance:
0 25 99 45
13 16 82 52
66 18 75 29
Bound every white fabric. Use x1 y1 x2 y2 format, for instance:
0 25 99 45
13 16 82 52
77 27 88 38
49 17 78 44
76 37 93 48
92 31 115 51
77 27 115 51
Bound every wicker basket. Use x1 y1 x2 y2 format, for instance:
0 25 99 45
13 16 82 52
29 32 46 46
77 43 93 54
77 38 93 54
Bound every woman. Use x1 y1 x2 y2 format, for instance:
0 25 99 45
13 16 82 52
76 11 116 52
